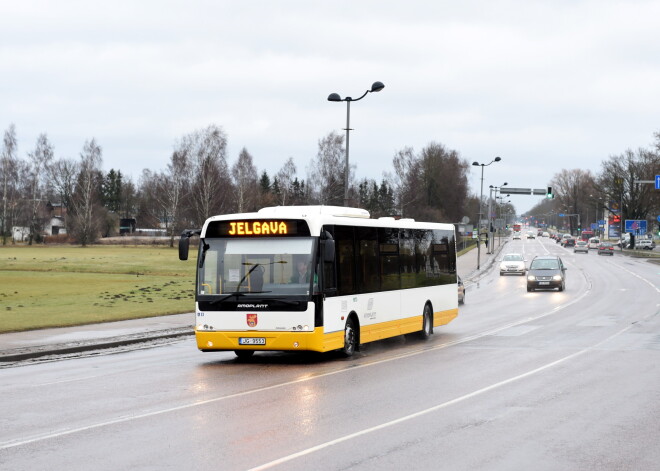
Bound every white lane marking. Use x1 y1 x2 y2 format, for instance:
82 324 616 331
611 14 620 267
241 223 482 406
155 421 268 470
246 322 638 471
608 259 660 294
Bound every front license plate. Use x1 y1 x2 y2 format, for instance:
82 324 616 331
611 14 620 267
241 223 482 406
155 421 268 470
539 281 550 285
239 337 266 345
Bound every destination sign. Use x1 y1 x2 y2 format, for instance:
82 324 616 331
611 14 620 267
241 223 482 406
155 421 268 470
206 219 311 237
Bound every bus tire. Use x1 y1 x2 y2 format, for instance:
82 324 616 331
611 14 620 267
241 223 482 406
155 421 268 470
419 303 433 339
341 317 358 357
234 350 255 360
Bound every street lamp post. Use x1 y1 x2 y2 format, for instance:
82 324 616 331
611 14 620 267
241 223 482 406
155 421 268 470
495 195 510 250
487 182 507 253
472 157 501 270
328 81 385 207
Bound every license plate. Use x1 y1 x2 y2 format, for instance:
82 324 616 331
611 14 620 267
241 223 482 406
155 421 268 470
239 337 266 345
539 281 550 285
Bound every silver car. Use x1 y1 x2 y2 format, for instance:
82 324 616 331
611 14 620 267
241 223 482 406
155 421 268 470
574 240 589 253
499 253 526 275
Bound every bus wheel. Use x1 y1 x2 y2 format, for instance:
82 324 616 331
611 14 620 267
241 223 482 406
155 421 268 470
341 317 357 357
419 304 432 339
234 350 255 360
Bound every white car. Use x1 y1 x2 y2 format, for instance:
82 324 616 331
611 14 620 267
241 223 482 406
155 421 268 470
500 253 526 275
634 239 656 250
513 232 521 240
588 237 600 249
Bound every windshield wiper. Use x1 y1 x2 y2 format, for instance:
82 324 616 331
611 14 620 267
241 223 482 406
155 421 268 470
210 292 245 304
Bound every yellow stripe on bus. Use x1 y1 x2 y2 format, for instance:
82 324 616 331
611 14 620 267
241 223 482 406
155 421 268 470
195 308 458 353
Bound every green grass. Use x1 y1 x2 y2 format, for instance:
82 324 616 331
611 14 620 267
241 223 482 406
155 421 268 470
0 245 196 333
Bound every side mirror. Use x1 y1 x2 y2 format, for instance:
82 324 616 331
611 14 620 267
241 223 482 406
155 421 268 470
179 235 190 261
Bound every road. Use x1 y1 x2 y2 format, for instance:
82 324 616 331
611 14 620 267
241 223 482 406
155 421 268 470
1 236 659 470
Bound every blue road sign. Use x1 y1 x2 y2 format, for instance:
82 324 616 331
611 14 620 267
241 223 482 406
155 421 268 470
657 215 660 223
558 213 565 217
656 175 660 189
624 219 647 234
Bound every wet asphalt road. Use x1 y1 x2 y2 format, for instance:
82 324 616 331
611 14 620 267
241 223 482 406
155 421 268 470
1 237 659 470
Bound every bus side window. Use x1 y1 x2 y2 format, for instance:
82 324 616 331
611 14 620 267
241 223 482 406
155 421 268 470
334 225 355 296
357 226 379 293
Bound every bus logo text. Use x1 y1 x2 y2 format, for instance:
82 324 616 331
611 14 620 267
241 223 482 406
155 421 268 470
228 221 288 235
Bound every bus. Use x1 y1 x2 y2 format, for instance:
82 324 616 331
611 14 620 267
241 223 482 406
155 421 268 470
579 230 594 241
178 205 459 358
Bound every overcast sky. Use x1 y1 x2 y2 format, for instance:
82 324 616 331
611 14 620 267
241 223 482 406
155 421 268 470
2 0 660 216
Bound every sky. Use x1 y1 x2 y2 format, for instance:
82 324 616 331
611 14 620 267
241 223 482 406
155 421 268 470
2 0 660 217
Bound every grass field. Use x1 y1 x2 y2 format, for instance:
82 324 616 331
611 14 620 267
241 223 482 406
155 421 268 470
0 245 196 333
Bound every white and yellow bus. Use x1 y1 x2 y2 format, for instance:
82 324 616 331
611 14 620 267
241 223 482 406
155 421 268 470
179 205 458 358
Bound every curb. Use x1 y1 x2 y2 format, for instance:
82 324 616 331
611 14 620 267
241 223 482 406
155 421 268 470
0 327 194 365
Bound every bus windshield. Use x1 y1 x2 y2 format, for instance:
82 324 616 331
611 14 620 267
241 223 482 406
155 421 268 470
198 237 316 298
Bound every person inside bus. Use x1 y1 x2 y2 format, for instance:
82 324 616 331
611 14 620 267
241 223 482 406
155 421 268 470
291 259 311 284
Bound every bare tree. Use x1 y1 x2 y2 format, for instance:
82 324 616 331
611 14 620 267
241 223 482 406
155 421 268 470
308 131 345 205
550 168 595 233
71 139 103 246
179 125 232 225
163 150 192 245
392 146 419 217
1 124 18 244
48 157 79 233
26 134 54 244
275 157 296 206
596 148 660 222
232 147 258 212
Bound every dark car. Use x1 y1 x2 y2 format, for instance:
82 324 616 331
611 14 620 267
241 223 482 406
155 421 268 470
597 242 615 255
563 238 576 247
458 275 465 305
527 255 567 292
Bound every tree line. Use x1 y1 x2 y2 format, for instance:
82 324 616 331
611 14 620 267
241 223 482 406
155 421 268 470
526 130 660 235
1 123 475 246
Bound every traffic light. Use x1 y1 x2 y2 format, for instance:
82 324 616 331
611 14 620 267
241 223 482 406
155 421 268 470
546 186 553 199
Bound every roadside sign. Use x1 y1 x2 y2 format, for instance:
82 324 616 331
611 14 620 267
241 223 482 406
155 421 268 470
558 213 565 217
657 215 660 223
655 175 660 189
624 219 647 234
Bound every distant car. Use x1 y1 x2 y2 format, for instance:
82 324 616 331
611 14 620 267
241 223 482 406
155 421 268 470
597 242 615 255
542 232 550 237
527 231 536 239
458 276 465 304
527 255 567 292
574 240 589 253
588 237 600 249
633 239 656 250
499 253 526 275
564 238 576 247
513 232 521 240
537 230 543 237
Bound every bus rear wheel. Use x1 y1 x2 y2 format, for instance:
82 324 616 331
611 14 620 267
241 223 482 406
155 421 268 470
234 350 255 360
341 317 357 357
418 304 432 339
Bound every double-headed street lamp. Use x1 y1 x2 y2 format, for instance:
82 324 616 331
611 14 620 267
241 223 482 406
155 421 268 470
327 81 385 207
472 156 501 269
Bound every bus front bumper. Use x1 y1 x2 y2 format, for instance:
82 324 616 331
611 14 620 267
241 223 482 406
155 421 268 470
195 327 343 353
